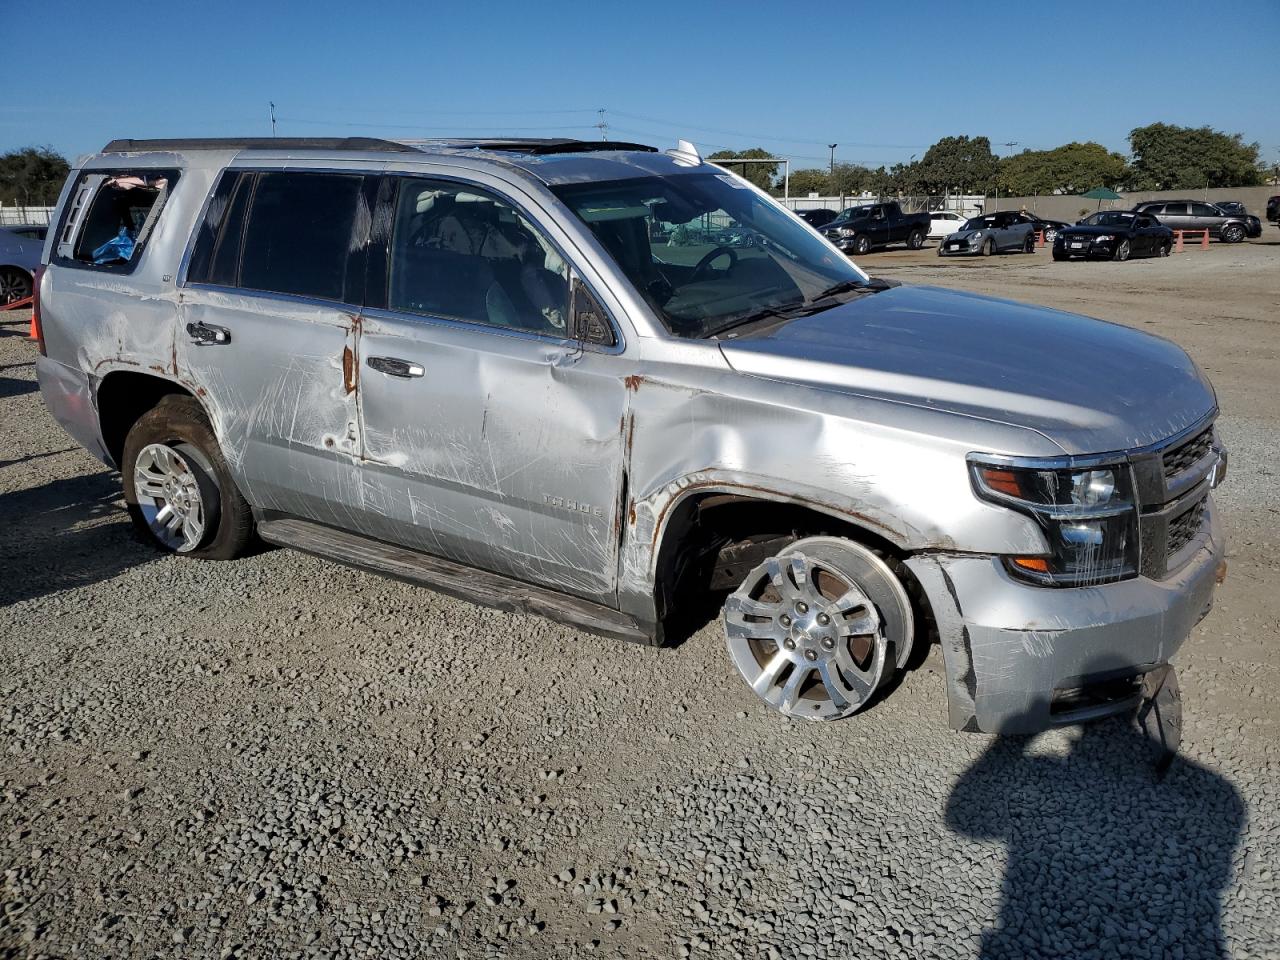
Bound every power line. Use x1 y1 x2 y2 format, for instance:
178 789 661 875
609 109 929 150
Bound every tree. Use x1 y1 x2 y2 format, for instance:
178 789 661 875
998 142 1128 196
707 147 778 191
1128 123 1262 190
0 146 71 207
830 163 872 196
915 135 997 195
788 168 831 196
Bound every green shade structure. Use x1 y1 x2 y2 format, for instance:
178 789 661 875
1080 186 1123 209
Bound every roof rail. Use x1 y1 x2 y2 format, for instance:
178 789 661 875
100 137 420 154
408 138 657 155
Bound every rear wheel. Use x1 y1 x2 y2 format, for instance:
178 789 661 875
853 235 871 256
0 267 32 305
122 395 254 560
722 536 913 721
906 229 925 250
1113 239 1132 262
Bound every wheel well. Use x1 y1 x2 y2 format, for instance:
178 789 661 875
653 493 936 650
97 372 196 466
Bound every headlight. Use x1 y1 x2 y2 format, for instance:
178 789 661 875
838 227 856 237
969 458 1138 586
1093 234 1114 242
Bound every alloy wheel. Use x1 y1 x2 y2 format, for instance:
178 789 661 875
724 551 889 721
132 443 213 552
0 267 32 305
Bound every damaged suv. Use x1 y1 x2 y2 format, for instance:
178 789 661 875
35 136 1226 733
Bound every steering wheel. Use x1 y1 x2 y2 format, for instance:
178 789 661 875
691 245 738 282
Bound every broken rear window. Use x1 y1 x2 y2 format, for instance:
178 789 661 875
58 169 178 271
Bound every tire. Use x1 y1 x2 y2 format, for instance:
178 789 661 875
853 235 871 256
1052 250 1068 262
1023 233 1036 253
1221 224 1245 243
981 237 994 257
0 267 32 305
1113 239 1131 262
1044 228 1058 243
722 536 913 722
906 229 925 250
121 394 254 560
1158 241 1171 258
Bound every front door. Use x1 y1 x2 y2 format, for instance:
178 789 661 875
179 169 370 527
353 175 628 603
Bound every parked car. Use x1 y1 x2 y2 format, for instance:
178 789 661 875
34 136 1227 735
1133 200 1259 242
796 208 839 228
926 210 967 239
1021 214 1070 243
0 224 45 304
938 211 1037 256
820 201 931 254
1053 211 1173 261
1267 195 1279 222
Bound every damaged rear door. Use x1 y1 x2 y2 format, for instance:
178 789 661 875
352 174 628 604
179 169 374 526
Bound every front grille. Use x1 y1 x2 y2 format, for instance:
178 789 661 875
1163 427 1213 481
1167 495 1207 556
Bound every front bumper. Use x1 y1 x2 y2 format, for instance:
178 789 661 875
937 237 981 256
36 354 112 465
906 500 1223 734
1054 237 1112 258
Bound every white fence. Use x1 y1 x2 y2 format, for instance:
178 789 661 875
779 194 985 217
0 205 55 226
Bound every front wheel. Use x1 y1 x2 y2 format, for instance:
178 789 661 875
1023 233 1036 253
1113 239 1132 262
1158 241 1171 258
906 229 925 250
1221 224 1245 243
981 237 994 257
1052 250 1068 262
853 235 871 256
122 395 254 560
722 536 913 721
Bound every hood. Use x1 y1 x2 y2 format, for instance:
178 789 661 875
947 228 986 241
718 285 1215 455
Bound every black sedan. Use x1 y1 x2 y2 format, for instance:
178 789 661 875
1052 211 1173 262
796 208 839 228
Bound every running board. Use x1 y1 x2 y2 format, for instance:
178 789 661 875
257 517 655 645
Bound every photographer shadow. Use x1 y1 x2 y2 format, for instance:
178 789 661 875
946 669 1243 960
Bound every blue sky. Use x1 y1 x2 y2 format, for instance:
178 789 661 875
6 0 1278 170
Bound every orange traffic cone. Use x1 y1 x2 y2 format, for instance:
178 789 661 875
1174 230 1184 253
1037 230 1045 247
1201 229 1210 250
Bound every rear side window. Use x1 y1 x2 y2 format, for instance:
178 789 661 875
239 172 364 302
55 169 179 272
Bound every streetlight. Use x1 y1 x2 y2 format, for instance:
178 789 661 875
828 144 838 180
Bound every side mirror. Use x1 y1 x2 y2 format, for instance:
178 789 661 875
572 278 616 348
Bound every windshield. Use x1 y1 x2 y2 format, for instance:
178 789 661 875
1083 212 1134 227
554 172 866 339
963 216 996 230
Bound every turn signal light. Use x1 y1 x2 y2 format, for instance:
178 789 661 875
1011 557 1051 574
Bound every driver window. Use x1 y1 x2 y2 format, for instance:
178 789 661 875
387 178 569 336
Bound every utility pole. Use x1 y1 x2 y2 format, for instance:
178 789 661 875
996 141 1017 212
828 143 838 181
269 102 277 137
595 108 608 141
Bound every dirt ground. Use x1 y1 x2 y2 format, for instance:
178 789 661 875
2 235 1278 959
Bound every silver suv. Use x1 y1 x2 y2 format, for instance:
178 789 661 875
34 137 1227 734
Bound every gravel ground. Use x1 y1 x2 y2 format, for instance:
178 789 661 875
2 239 1279 959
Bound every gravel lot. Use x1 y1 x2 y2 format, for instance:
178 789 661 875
3 238 1278 959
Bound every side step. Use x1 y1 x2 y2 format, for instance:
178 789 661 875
257 517 655 645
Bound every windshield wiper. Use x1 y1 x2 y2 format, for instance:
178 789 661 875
807 277 895 304
702 303 805 340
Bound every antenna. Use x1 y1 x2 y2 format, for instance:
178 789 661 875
270 102 277 137
595 108 608 141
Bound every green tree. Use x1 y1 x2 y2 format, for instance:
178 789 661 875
708 147 778 191
787 168 831 196
916 135 997 195
1128 123 1262 190
998 142 1128 195
830 163 872 196
0 146 70 207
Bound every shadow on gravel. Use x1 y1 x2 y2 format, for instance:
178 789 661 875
0 471 154 608
0 374 38 398
946 680 1243 960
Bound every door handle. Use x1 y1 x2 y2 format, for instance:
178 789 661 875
186 321 231 346
366 356 424 379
